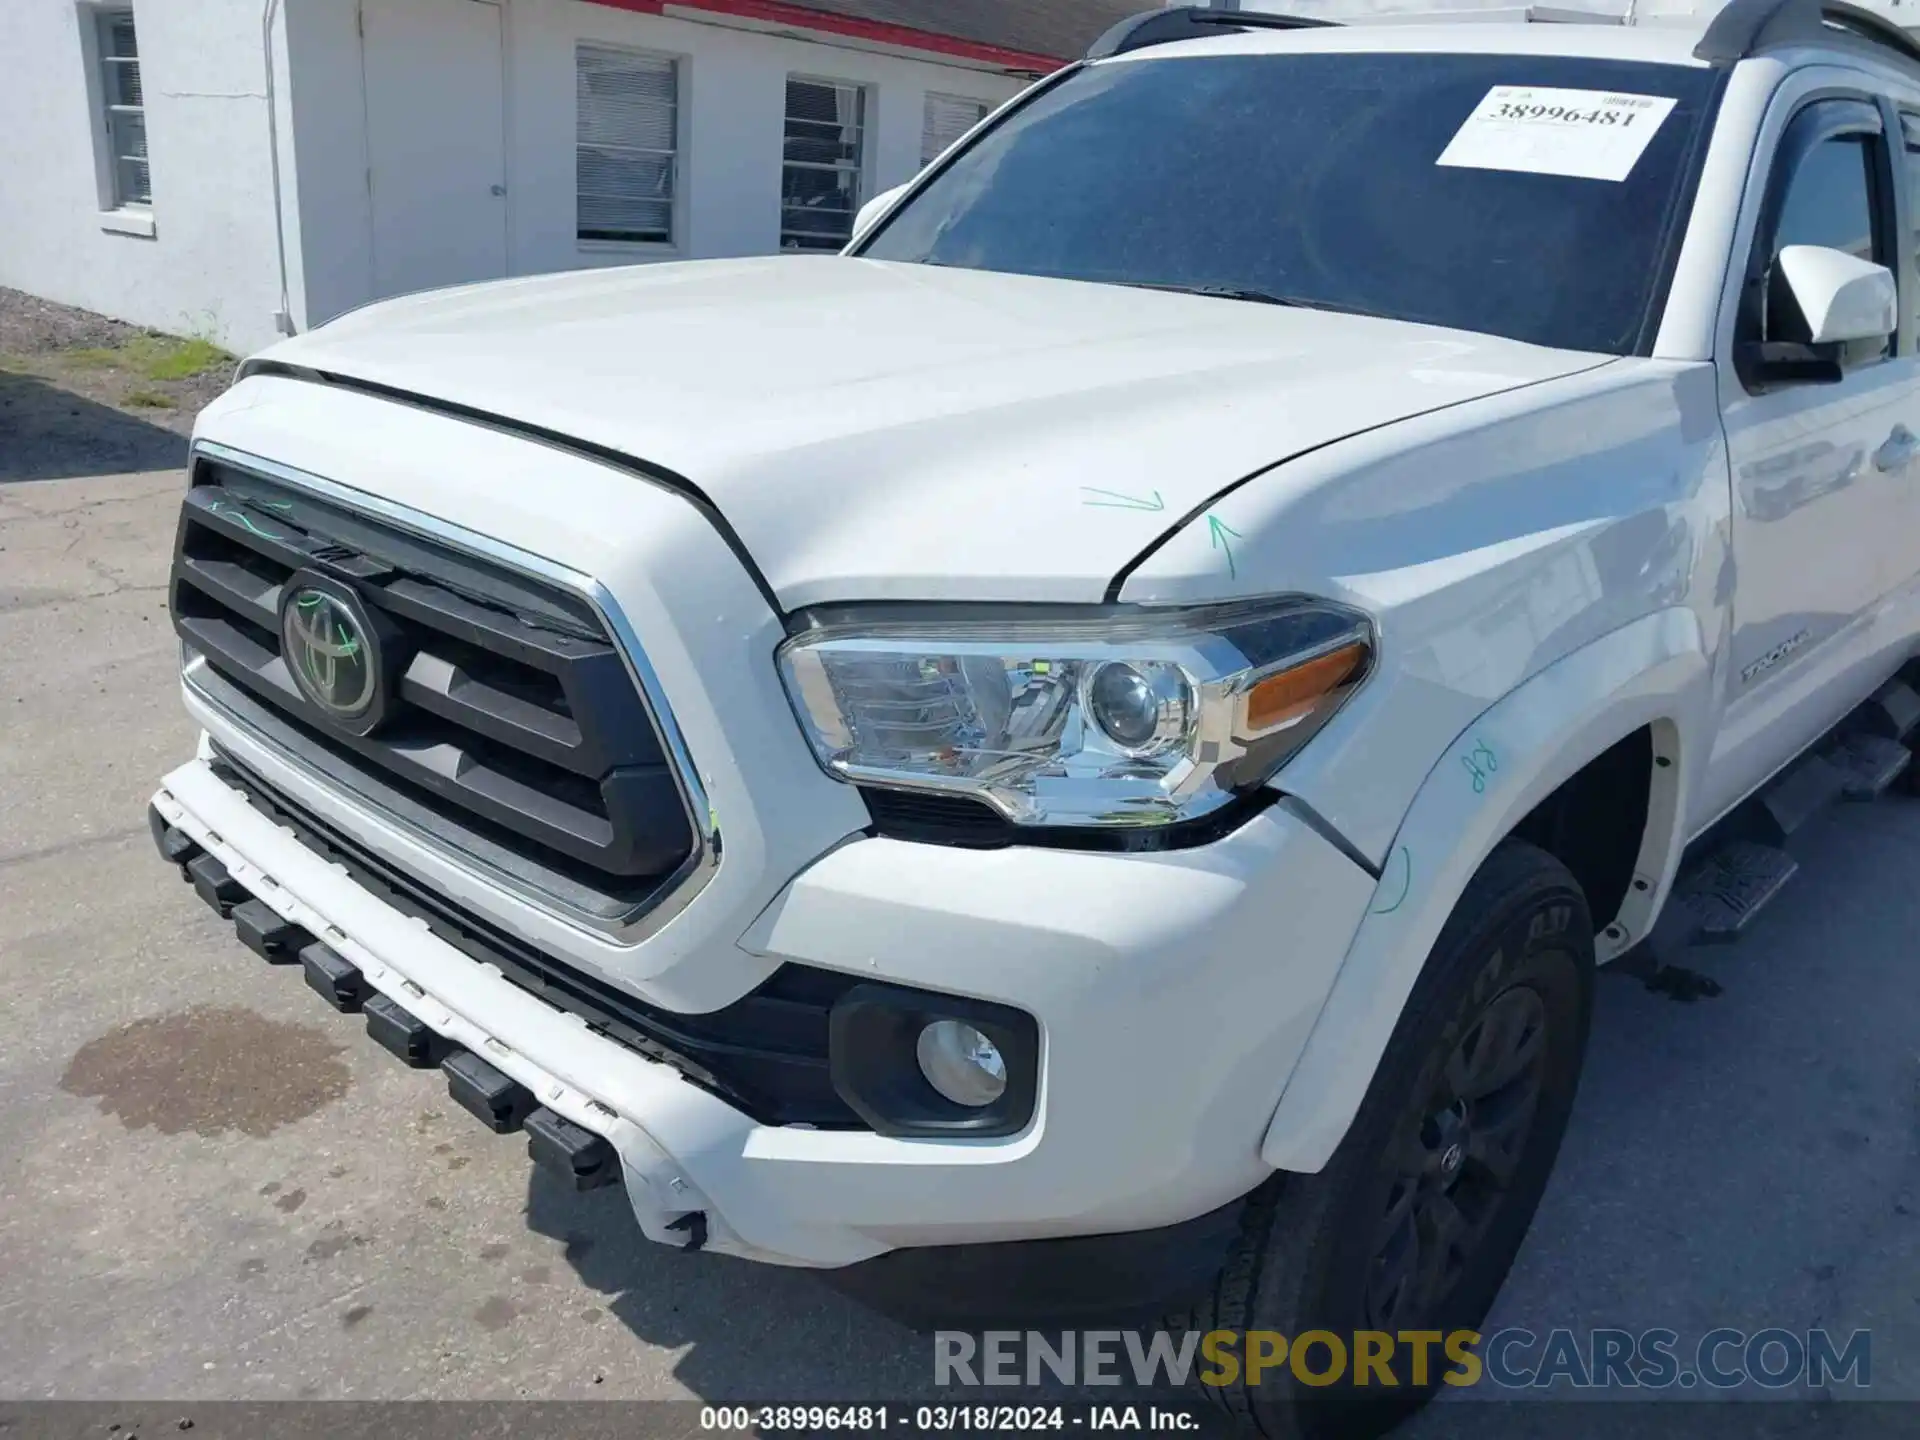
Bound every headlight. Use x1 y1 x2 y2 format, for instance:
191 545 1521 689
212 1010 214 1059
776 599 1371 829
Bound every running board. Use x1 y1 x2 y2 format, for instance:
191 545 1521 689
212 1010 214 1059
1649 680 1920 955
1859 675 1920 742
1664 841 1799 944
1746 754 1845 844
1827 732 1911 799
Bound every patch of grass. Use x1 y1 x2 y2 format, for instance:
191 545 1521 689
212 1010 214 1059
64 347 122 370
130 333 229 381
123 389 176 409
0 353 31 374
61 331 231 381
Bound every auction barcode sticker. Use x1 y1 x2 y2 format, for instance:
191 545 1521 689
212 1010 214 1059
1436 86 1678 182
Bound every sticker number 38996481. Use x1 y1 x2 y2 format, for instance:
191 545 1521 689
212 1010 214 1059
1436 86 1678 182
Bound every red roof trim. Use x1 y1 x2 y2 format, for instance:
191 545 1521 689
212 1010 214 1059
584 0 1067 72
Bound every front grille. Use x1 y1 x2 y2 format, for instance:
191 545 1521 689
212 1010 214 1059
170 456 695 917
210 751 861 1129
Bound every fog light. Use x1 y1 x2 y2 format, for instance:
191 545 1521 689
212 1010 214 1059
916 1020 1008 1107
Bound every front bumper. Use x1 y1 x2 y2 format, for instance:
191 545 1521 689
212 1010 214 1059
153 747 1375 1270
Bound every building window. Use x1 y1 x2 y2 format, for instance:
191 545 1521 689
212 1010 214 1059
576 44 679 246
96 8 149 208
922 93 989 168
782 76 866 251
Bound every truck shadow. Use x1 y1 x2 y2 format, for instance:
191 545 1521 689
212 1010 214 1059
0 371 186 483
522 1169 938 1399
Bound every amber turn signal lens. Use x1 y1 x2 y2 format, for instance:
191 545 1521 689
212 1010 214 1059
1243 642 1368 734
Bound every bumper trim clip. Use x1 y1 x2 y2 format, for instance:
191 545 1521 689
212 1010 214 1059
187 852 248 917
525 1106 621 1191
148 804 202 876
301 941 368 1012
365 992 453 1068
444 1050 537 1134
234 899 307 964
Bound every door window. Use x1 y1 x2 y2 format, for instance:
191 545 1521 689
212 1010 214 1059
1743 104 1894 368
1772 135 1876 264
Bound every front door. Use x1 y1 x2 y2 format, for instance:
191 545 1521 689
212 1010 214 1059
361 0 509 300
1707 93 1917 824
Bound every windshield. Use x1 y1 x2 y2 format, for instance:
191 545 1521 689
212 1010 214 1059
858 51 1722 356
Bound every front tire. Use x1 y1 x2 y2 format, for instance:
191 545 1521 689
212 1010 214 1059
1194 839 1594 1439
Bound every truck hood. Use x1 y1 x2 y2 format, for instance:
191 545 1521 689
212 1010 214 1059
263 257 1610 608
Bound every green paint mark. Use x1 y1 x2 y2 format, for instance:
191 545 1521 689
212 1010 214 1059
1370 846 1411 915
1461 737 1499 794
1207 513 1243 579
1080 487 1165 512
209 499 282 542
1093 809 1177 828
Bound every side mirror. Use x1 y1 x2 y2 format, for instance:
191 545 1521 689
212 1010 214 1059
1776 245 1897 345
851 183 909 243
1738 245 1897 391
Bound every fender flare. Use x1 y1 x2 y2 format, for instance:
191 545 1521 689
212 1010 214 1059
1260 606 1712 1174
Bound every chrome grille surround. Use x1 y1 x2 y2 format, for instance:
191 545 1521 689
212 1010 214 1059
176 440 721 943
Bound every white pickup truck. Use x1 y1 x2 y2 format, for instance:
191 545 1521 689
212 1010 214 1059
149 0 1920 1431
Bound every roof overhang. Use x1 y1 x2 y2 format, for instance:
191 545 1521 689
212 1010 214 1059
584 0 1065 75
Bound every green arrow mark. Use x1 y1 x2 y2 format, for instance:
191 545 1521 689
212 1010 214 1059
1080 487 1165 512
1207 513 1243 579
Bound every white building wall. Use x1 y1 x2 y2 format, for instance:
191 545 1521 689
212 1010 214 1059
1 0 1028 349
506 0 1024 273
282 0 1027 330
0 0 299 354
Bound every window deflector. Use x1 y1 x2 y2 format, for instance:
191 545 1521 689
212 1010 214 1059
1736 97 1889 390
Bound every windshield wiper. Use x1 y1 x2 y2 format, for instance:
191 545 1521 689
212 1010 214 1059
1118 281 1388 319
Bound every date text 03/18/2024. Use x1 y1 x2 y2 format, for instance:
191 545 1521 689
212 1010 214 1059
699 1407 1199 1432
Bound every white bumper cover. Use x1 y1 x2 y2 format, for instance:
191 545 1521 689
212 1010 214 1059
155 749 1375 1268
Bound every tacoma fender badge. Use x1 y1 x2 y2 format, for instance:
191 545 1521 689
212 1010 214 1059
1740 627 1811 686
